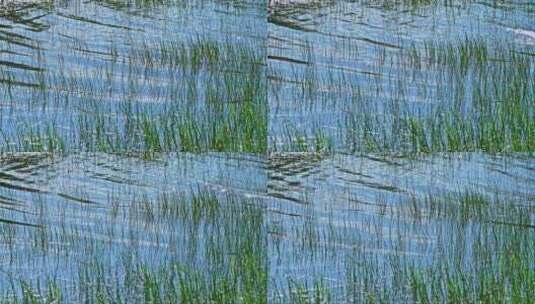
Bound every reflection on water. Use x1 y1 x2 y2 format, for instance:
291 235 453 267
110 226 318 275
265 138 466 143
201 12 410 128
1 151 532 300
268 153 535 301
268 153 535 206
0 152 267 300
269 0 535 153
0 152 266 218
1 0 534 301
1 0 267 153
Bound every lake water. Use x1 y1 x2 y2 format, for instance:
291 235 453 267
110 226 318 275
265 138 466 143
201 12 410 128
1 0 534 302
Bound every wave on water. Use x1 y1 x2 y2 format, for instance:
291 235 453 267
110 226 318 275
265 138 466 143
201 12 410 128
506 27 535 44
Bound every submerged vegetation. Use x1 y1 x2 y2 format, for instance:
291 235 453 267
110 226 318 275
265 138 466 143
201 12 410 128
0 37 267 156
1 189 267 303
270 189 535 303
0 0 534 302
2 180 532 303
271 35 534 154
266 1 534 301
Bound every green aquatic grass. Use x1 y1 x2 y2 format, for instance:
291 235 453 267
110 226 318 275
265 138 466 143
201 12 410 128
271 36 534 154
0 37 267 156
0 166 533 303
1 189 267 303
270 189 535 303
398 43 535 153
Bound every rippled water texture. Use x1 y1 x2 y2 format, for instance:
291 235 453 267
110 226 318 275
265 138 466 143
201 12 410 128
1 0 267 153
1 0 534 302
269 0 534 152
267 153 534 297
